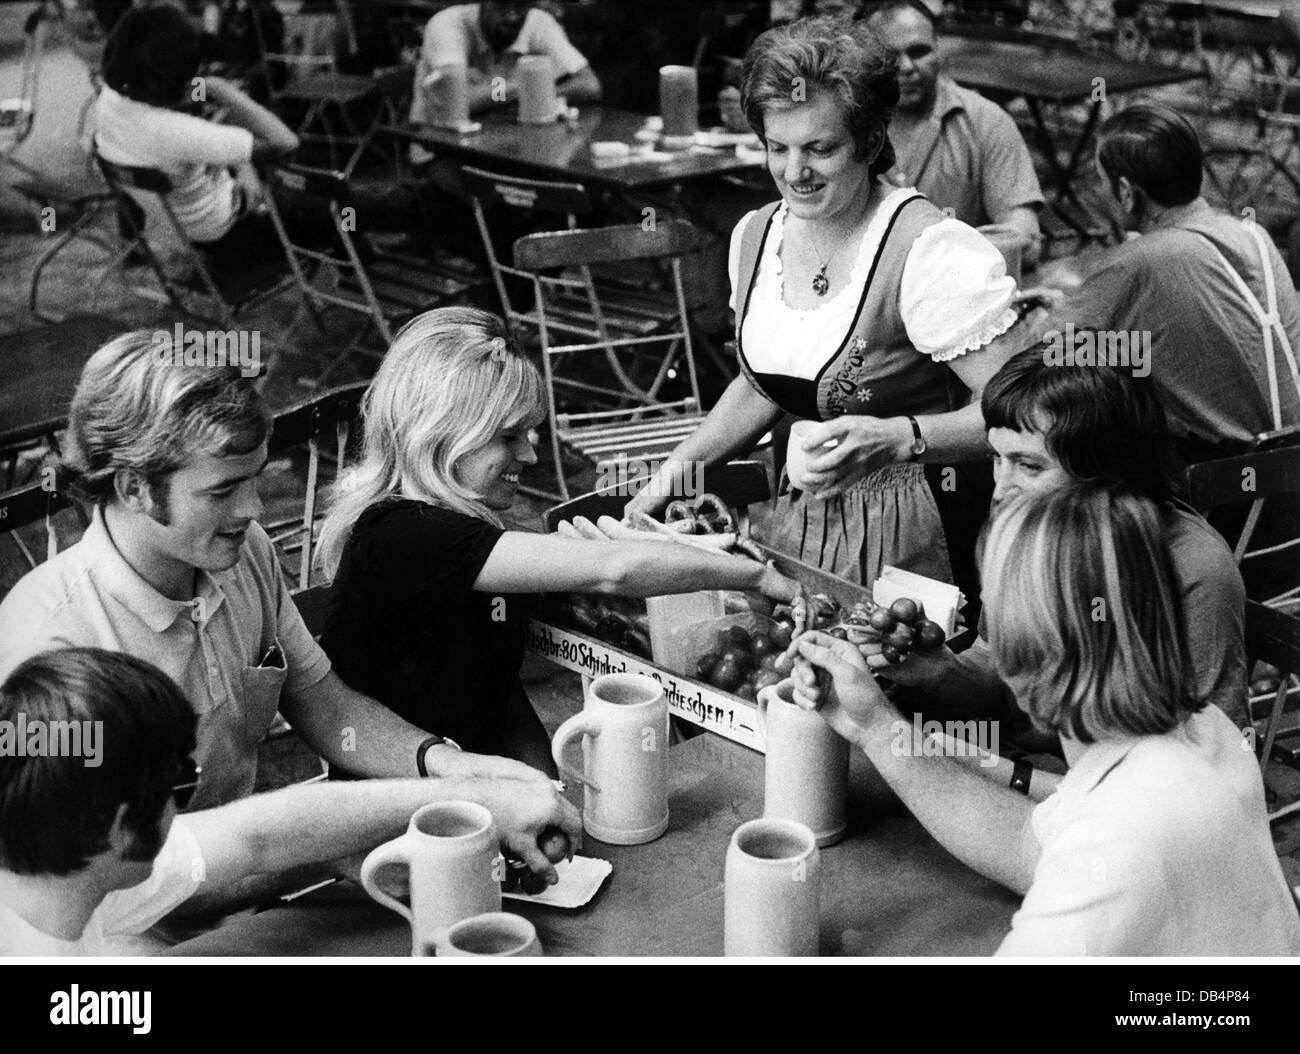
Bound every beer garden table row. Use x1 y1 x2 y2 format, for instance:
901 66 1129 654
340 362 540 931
169 731 1020 957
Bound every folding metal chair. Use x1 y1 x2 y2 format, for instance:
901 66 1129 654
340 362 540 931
1244 600 1300 822
461 166 598 335
0 479 83 575
93 153 293 343
263 161 481 387
513 220 712 500
263 380 366 590
1184 434 1300 608
248 0 379 174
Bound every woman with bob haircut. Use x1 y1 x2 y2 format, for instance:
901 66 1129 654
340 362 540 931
317 308 806 774
630 15 1038 606
871 347 1248 742
776 484 1300 955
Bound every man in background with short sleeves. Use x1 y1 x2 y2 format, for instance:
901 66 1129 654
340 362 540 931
410 1 601 122
862 0 1044 267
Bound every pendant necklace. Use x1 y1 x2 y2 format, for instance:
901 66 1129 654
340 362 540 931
809 235 835 297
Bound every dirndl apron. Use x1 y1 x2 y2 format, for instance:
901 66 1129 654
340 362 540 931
733 195 994 602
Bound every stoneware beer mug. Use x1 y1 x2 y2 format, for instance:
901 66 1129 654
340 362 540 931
517 54 558 123
724 818 821 956
422 60 470 130
756 687 850 847
551 673 669 845
427 912 543 958
361 801 501 956
659 64 699 142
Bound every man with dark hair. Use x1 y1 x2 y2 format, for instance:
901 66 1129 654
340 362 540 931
410 1 601 122
1053 103 1300 471
872 346 1248 758
861 0 1043 266
0 649 579 955
93 4 299 267
0 333 563 813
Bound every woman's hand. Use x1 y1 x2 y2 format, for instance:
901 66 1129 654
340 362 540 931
756 564 811 611
785 630 896 748
797 416 913 499
624 478 673 521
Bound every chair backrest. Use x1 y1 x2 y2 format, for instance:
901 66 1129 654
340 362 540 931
95 155 174 197
266 161 354 208
1185 437 1300 604
93 150 241 327
513 220 713 272
0 481 71 571
1245 599 1300 766
460 165 595 323
262 162 395 348
1185 440 1300 509
461 166 594 221
267 381 367 590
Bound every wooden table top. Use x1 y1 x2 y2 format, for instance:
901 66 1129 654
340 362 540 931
384 106 763 193
942 37 1206 103
169 732 1020 957
0 316 123 448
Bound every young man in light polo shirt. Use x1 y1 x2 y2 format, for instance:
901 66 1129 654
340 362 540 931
863 0 1044 266
0 649 579 955
0 331 554 812
410 0 601 122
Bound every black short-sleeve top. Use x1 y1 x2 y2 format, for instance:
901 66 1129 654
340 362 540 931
320 498 528 755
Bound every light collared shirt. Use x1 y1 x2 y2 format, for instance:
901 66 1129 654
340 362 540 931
998 706 1300 956
889 75 1044 229
0 820 204 956
0 509 330 809
409 3 588 124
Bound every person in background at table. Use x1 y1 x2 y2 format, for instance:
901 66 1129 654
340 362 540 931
1051 103 1300 473
871 350 1248 786
0 332 554 819
410 0 601 123
92 4 300 274
630 16 1040 606
780 485 1300 955
316 308 808 776
0 649 580 955
860 0 1044 269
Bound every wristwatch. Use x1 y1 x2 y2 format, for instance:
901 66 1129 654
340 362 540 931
1010 760 1033 796
906 415 927 458
416 734 462 777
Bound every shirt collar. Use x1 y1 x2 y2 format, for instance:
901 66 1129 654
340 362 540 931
83 507 227 633
932 75 966 121
1058 734 1138 798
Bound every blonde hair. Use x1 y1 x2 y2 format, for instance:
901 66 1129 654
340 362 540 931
317 308 545 578
64 329 271 506
982 484 1199 743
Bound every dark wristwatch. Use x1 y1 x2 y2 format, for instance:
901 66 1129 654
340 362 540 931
1010 760 1033 796
906 415 927 458
416 734 462 777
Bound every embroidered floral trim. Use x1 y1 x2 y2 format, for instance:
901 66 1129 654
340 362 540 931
823 336 875 416
929 305 1019 363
